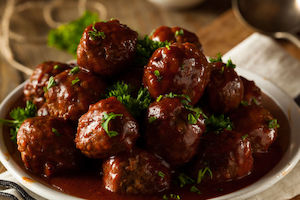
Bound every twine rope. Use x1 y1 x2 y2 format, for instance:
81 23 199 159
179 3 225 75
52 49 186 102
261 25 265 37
0 0 107 76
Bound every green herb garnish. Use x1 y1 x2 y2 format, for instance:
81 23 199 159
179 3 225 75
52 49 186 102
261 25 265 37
178 173 195 188
252 98 259 105
69 66 80 75
154 70 162 81
209 53 223 63
175 29 184 37
240 100 248 106
52 128 61 136
46 76 56 91
158 171 165 178
48 11 99 56
149 116 157 123
101 112 123 137
268 119 280 129
242 134 248 140
226 58 236 68
197 167 213 184
190 185 201 194
71 77 80 85
106 82 151 118
0 101 37 142
188 113 199 125
88 24 106 40
53 65 60 70
135 35 171 66
205 114 233 134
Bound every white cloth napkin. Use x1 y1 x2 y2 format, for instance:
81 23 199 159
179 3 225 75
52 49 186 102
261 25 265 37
0 33 300 200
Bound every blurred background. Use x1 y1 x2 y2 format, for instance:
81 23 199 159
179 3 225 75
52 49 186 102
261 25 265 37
0 0 299 102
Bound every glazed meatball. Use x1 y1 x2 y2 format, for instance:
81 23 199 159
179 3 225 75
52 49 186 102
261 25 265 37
103 149 171 194
194 130 253 183
143 43 210 105
75 97 139 159
230 105 278 153
241 76 262 105
77 20 138 76
150 26 202 50
43 68 106 121
146 97 206 166
24 61 69 107
206 61 244 113
17 116 79 177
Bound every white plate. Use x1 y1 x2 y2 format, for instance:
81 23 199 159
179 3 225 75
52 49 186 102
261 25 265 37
0 67 300 200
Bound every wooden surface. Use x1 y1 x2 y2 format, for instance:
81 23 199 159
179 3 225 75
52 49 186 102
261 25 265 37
0 0 300 199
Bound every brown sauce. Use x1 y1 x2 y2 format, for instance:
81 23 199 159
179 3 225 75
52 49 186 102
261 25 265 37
4 93 290 200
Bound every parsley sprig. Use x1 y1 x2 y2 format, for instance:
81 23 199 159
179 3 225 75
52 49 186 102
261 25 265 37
48 11 99 56
88 24 106 40
197 167 213 184
135 35 171 66
106 82 151 118
101 112 123 137
205 114 233 134
175 29 184 37
0 101 37 142
268 119 280 129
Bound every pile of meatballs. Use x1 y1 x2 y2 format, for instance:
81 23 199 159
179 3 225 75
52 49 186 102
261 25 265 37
17 19 279 195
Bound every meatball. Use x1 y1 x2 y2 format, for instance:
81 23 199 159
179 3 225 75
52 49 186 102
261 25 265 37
150 26 202 50
206 61 244 113
230 105 278 153
43 68 106 121
103 149 171 194
24 61 69 107
194 130 253 183
145 97 206 166
17 116 79 177
75 97 139 159
143 43 210 105
77 19 138 76
241 76 262 105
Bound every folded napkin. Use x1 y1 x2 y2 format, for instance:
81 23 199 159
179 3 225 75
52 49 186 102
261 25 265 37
0 33 300 200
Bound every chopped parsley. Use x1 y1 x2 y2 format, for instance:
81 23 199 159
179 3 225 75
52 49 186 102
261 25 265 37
156 93 191 103
268 119 280 129
197 167 213 184
154 70 162 81
135 35 171 66
148 116 157 123
166 45 170 50
163 194 181 200
106 82 151 118
205 114 233 134
252 98 259 105
52 128 61 136
175 29 184 37
71 77 80 85
188 112 201 125
46 76 56 91
190 185 201 194
242 134 248 140
240 100 249 106
69 66 80 75
178 173 195 188
226 58 236 68
209 53 223 63
48 11 99 56
0 101 37 142
88 24 106 40
158 171 165 178
53 65 60 70
101 112 123 137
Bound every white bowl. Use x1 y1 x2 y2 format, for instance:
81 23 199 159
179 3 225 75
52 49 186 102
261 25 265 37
0 67 300 200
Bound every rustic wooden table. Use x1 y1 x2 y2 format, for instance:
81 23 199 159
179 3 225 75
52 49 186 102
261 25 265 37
0 0 299 199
